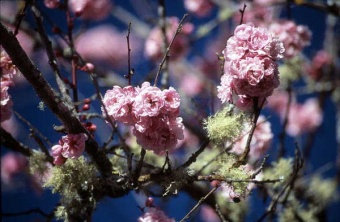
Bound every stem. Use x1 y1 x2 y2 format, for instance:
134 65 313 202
125 22 133 85
154 14 188 86
180 185 219 222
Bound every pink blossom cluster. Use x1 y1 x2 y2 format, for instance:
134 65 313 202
267 91 323 136
217 23 285 110
138 207 175 222
1 152 27 185
230 116 273 162
44 0 60 9
268 20 311 59
184 0 214 17
68 0 112 20
144 17 193 61
286 99 323 136
305 50 332 80
102 82 184 154
51 133 88 165
1 50 20 122
75 25 139 69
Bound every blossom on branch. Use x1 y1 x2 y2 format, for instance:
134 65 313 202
138 207 175 222
268 20 311 59
102 82 184 154
68 0 112 21
217 23 285 110
51 133 88 165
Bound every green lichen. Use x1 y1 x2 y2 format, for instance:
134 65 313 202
306 175 338 210
203 105 244 144
263 158 293 190
216 154 251 200
279 56 305 86
44 157 98 221
278 197 318 222
28 150 50 184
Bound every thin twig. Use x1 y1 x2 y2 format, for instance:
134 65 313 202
125 22 134 85
277 85 292 159
0 127 31 156
14 111 52 146
239 3 247 25
237 97 264 165
13 0 29 36
154 14 188 86
31 4 72 107
180 185 219 222
132 148 146 186
178 139 210 169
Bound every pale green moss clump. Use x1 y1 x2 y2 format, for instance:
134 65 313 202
278 56 305 86
216 154 251 200
306 175 338 210
278 197 318 222
44 157 97 221
203 106 243 144
263 158 293 190
29 150 50 184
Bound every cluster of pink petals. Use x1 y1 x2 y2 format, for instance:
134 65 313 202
44 0 60 9
286 98 323 136
267 91 323 136
1 51 20 122
75 25 139 69
68 0 112 20
51 133 88 165
138 207 175 222
1 152 27 185
305 50 332 80
217 23 284 110
102 82 184 154
268 20 311 59
184 0 214 17
144 17 193 61
230 115 273 161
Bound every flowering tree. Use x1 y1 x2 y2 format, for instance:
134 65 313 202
1 0 339 221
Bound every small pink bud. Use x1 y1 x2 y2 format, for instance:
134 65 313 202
82 104 90 111
145 197 154 208
80 63 94 73
83 98 91 104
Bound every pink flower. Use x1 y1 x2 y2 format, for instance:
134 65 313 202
184 0 214 17
102 82 184 154
44 0 60 9
133 117 184 155
75 25 139 68
1 50 20 83
51 144 66 166
266 89 290 115
133 85 165 117
180 74 204 96
102 85 137 125
305 50 332 80
268 20 311 59
286 98 323 136
51 133 88 165
217 23 284 109
138 207 175 222
1 153 27 184
231 116 273 161
0 82 13 123
68 0 112 20
144 17 193 61
200 205 220 222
